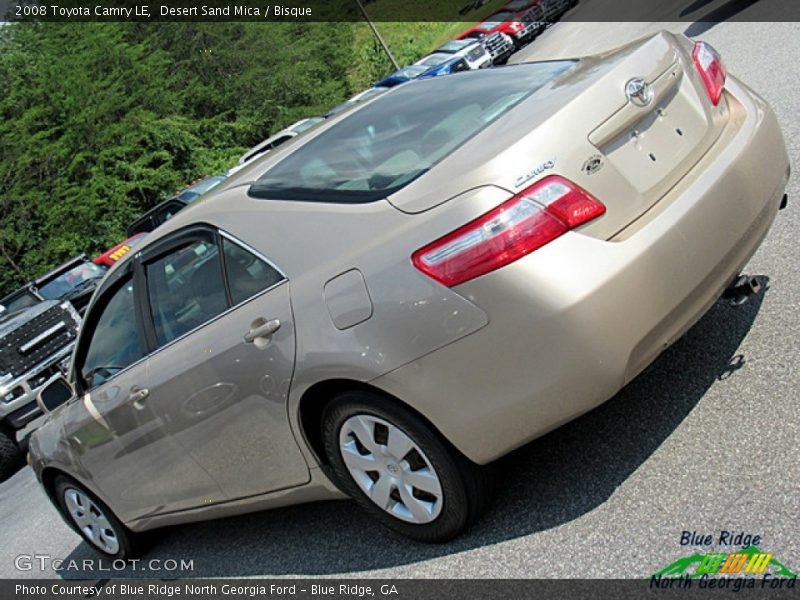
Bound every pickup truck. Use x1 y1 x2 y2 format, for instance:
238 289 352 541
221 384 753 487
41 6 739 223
456 26 515 65
0 300 80 479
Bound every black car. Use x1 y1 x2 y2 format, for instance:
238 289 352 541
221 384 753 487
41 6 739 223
127 175 226 237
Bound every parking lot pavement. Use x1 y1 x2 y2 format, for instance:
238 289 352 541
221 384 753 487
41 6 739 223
1 18 798 580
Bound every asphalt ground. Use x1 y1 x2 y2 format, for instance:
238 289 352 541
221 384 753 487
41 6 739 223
0 11 798 580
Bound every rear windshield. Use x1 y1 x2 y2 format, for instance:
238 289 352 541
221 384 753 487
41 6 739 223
177 175 226 203
250 62 574 204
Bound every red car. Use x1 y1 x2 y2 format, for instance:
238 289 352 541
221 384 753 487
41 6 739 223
458 6 544 51
504 0 576 22
93 233 147 268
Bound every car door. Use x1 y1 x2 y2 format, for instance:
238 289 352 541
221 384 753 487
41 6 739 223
71 267 226 521
134 226 309 505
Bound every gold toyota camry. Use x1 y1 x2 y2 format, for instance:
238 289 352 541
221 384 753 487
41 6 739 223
28 32 789 558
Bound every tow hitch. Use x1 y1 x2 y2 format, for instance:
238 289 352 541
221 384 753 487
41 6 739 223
722 275 761 306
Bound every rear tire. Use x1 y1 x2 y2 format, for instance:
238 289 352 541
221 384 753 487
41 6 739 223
54 475 145 560
321 391 490 543
0 427 23 481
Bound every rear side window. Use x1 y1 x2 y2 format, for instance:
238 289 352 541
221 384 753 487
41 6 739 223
250 62 575 204
222 238 284 305
80 278 144 388
144 232 285 347
146 240 227 346
155 201 185 226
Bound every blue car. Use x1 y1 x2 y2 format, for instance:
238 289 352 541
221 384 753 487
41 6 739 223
375 54 470 88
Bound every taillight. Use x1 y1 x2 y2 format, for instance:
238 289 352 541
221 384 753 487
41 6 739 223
692 41 726 106
412 175 606 287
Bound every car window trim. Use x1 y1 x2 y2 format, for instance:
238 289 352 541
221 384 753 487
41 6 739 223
218 229 287 282
138 226 288 357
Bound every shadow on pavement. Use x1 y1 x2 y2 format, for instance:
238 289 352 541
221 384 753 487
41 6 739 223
684 0 762 37
60 278 769 578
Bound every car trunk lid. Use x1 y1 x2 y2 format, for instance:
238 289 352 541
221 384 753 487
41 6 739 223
389 32 730 239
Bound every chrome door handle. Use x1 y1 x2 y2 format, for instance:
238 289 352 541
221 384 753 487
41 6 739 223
244 319 281 343
129 387 149 409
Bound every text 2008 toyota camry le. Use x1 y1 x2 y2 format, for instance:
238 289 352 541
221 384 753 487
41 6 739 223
28 32 789 558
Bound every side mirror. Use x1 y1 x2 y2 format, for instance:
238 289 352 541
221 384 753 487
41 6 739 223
37 376 76 414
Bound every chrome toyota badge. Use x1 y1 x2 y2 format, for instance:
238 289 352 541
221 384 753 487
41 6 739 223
625 78 654 107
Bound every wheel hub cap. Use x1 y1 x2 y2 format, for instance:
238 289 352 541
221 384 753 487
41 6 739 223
339 415 443 524
63 488 120 554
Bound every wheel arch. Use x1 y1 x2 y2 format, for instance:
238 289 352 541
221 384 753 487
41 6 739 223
40 465 70 504
296 378 463 467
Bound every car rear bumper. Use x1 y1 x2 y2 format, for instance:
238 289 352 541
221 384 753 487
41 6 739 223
373 77 790 465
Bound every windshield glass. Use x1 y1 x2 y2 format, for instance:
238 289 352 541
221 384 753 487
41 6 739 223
38 262 106 300
251 62 575 204
395 65 428 79
291 117 325 134
0 290 39 314
418 54 450 67
438 40 469 53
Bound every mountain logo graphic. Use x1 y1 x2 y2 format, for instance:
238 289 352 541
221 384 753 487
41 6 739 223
653 546 797 579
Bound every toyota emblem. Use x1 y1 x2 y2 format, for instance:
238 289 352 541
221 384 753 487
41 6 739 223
625 78 654 107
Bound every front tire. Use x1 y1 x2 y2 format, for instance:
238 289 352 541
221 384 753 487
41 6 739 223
321 391 489 543
0 426 23 481
54 475 144 560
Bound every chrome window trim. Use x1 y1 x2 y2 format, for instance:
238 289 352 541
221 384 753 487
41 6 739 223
218 228 287 281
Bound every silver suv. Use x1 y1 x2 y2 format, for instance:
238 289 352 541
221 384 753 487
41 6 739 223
0 299 80 478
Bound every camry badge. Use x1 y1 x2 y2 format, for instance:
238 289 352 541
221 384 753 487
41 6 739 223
625 77 654 107
513 159 555 188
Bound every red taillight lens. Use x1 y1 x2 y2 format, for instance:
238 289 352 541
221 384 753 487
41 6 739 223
412 175 606 287
692 41 726 106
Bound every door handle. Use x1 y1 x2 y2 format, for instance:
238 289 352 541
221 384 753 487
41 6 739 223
244 318 281 343
128 387 149 409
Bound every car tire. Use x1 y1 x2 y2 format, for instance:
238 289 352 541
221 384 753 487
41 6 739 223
54 474 145 560
321 391 490 543
0 427 23 481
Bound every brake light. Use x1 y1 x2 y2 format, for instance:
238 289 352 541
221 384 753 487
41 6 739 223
412 175 606 287
692 41 726 106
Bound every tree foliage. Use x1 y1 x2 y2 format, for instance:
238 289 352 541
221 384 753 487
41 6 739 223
0 22 358 294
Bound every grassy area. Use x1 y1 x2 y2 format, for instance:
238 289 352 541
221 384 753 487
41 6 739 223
348 0 507 91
